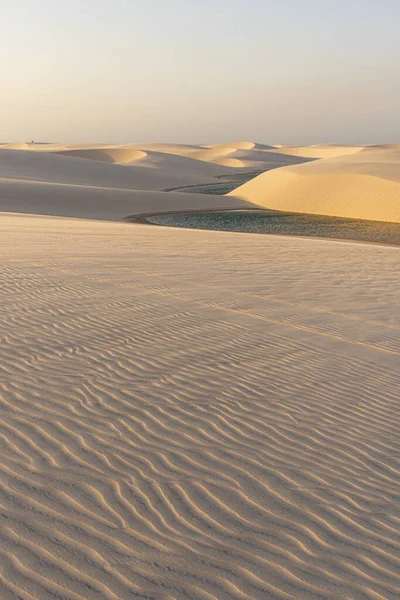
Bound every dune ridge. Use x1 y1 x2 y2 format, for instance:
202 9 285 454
0 140 324 170
54 148 148 164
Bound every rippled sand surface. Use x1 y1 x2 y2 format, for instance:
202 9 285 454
1 213 399 599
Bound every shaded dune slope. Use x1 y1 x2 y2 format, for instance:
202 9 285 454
0 178 253 221
54 148 148 164
0 148 234 191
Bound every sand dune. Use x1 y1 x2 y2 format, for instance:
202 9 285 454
2 142 398 224
0 213 399 599
270 144 364 159
2 141 320 171
0 146 256 221
0 142 319 223
231 145 400 223
131 142 205 155
211 157 245 167
0 178 252 221
0 147 236 192
188 146 239 161
54 148 148 164
207 141 257 150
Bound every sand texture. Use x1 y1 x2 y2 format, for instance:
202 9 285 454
0 214 399 599
230 146 400 223
0 140 399 598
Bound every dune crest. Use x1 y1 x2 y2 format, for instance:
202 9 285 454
207 141 256 150
54 148 148 164
1 141 325 171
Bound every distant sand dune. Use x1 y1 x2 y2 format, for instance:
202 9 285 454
2 141 399 224
207 141 256 150
211 157 245 167
269 144 364 159
1 141 322 170
0 147 236 192
54 148 148 164
188 146 238 161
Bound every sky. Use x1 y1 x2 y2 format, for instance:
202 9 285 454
1 0 399 144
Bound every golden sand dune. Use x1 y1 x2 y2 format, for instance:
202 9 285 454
207 141 257 150
211 157 245 167
188 146 238 161
231 146 400 223
1 213 399 599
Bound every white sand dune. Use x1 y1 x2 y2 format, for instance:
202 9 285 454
0 145 258 221
206 141 257 150
1 141 321 174
54 148 148 164
0 178 252 221
0 142 321 223
0 147 236 192
0 212 399 599
131 142 205 155
231 145 400 223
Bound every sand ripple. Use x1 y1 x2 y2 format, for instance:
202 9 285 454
0 215 399 599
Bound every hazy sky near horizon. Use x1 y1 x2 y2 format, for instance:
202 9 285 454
2 0 399 144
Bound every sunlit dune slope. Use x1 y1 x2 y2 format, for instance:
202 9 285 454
270 144 364 159
230 146 400 223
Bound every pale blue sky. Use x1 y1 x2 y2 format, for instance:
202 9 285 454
2 0 399 144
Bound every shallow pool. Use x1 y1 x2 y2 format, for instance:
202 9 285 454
147 210 400 245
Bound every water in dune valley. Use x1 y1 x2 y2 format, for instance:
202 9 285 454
147 209 400 245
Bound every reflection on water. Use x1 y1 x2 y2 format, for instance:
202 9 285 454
147 210 400 245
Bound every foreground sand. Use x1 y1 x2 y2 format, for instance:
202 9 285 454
1 213 399 599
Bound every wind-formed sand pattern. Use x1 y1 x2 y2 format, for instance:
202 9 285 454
0 142 399 599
